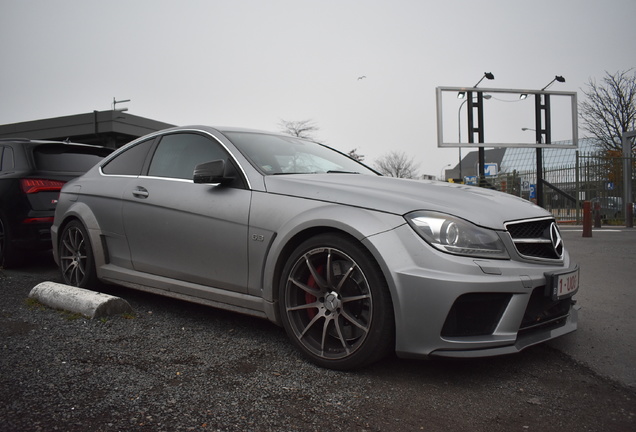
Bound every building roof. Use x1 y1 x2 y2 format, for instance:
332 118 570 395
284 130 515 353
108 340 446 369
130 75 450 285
0 111 175 148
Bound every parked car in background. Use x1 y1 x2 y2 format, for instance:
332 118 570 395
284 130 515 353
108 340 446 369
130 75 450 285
0 139 112 267
52 126 579 370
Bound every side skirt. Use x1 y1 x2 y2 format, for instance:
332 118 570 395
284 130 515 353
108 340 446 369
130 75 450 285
99 264 274 321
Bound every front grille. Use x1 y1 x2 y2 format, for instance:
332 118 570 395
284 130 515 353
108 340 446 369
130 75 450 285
505 218 562 261
519 286 572 334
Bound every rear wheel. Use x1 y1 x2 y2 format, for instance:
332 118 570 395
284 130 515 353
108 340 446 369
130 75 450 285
58 220 98 287
279 234 394 370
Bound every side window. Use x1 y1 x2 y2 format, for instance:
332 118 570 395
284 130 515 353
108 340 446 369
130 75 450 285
1 146 14 171
148 133 228 180
102 138 154 175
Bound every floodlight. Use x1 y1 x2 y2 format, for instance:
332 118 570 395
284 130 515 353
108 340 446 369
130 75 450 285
473 72 495 88
541 75 566 91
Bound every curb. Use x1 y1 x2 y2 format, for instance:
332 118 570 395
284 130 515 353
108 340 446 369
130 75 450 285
29 281 134 319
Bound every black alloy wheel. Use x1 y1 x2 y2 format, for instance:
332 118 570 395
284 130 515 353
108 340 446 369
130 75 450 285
59 220 97 288
279 234 394 370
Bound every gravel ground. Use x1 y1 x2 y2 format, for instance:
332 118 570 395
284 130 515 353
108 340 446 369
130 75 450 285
1 255 635 432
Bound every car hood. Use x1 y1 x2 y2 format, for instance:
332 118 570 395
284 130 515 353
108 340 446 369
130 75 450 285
264 174 549 229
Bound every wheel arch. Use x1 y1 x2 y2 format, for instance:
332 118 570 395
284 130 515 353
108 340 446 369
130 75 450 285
268 224 395 327
272 227 397 369
53 202 106 270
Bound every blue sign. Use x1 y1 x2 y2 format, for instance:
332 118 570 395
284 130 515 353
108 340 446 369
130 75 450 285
465 176 477 185
529 184 536 199
484 163 498 177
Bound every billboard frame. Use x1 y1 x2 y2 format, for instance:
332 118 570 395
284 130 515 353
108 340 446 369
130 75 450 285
436 86 578 149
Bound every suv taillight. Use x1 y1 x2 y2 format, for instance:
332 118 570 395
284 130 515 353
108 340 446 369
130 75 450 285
20 179 66 194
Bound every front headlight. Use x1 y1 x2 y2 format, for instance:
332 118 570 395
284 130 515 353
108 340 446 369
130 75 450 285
405 211 509 259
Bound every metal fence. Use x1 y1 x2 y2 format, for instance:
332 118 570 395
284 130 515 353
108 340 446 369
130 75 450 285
494 152 635 224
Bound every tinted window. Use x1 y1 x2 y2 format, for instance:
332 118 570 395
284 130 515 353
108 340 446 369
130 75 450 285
148 133 228 180
102 139 154 176
2 146 14 170
33 145 111 172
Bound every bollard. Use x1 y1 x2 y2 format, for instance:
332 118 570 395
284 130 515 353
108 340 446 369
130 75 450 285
29 282 133 319
582 201 592 237
593 201 602 228
628 203 634 228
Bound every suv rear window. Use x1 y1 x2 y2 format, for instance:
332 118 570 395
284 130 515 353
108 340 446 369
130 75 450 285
33 145 111 173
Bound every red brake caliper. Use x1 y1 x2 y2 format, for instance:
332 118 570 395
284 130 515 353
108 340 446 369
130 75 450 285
305 265 323 320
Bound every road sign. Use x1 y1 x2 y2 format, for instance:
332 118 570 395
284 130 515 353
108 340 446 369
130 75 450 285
529 184 537 199
484 163 498 177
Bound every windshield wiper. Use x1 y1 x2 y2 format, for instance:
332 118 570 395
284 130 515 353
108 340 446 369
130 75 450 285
327 170 359 174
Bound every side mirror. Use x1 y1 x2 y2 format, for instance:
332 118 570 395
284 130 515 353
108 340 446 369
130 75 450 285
193 160 234 185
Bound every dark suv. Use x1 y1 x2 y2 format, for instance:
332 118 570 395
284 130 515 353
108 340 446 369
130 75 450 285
0 139 113 267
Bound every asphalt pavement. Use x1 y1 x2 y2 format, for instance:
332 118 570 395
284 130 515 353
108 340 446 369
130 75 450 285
1 226 635 431
550 226 636 390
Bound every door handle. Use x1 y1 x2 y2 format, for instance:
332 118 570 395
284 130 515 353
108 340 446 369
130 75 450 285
132 187 149 199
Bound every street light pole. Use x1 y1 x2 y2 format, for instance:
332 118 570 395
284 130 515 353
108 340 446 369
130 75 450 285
534 76 565 207
456 73 495 187
440 163 452 181
469 73 494 187
622 131 635 227
458 99 468 180
458 94 492 183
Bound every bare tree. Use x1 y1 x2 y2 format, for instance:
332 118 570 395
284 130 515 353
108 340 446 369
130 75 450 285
580 69 636 152
347 148 365 162
279 119 319 140
374 151 419 178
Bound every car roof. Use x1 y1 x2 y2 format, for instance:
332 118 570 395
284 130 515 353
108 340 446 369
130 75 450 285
170 125 299 137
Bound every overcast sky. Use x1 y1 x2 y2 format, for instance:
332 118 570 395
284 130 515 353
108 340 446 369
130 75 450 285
1 0 634 177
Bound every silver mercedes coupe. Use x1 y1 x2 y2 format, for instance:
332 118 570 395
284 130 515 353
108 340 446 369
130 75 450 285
51 126 579 370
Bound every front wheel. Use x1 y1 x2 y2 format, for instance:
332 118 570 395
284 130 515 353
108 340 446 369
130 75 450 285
58 220 98 288
279 234 394 370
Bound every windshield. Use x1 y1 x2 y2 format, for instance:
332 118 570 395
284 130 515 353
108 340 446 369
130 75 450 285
224 132 378 176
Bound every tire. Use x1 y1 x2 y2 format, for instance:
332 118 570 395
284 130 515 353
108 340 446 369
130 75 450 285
0 213 24 268
279 233 394 370
58 220 98 288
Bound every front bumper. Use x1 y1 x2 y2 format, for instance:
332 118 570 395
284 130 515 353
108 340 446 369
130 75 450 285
430 302 578 358
364 224 579 359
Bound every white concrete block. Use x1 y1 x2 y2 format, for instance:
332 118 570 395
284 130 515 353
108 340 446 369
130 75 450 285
29 282 133 319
